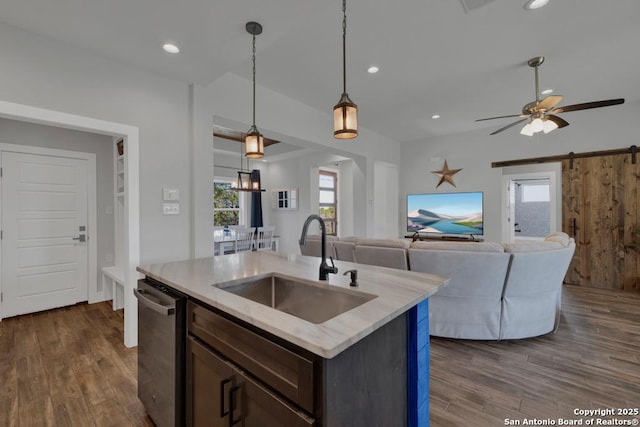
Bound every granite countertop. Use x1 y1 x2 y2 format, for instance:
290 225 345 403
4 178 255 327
137 251 447 358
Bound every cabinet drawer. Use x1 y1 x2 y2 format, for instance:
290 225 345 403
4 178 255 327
188 301 315 413
238 361 316 427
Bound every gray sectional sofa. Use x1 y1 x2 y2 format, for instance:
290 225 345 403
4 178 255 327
299 232 575 340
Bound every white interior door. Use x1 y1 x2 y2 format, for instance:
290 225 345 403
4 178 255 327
1 151 88 317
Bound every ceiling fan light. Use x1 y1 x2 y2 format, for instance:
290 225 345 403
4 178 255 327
531 117 544 133
520 123 534 136
542 119 558 134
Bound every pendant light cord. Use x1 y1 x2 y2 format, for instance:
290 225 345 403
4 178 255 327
342 0 347 95
252 34 257 127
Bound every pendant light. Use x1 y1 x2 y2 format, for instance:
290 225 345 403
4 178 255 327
245 21 264 158
333 0 358 139
234 135 265 192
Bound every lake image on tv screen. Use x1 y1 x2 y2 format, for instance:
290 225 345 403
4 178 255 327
407 192 483 234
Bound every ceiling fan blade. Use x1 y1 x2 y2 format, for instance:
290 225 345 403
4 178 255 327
546 114 569 128
550 98 625 114
536 95 564 111
476 114 526 122
489 118 529 135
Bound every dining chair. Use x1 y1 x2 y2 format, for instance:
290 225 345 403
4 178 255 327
255 226 275 251
213 226 231 255
234 228 255 253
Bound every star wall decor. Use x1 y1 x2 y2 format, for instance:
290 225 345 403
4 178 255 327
431 160 462 188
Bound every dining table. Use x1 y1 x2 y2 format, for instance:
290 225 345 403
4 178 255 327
214 229 279 255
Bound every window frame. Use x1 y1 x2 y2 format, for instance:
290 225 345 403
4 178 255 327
319 170 338 236
213 178 246 226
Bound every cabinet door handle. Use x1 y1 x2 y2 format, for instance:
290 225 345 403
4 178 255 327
229 385 242 426
220 379 231 418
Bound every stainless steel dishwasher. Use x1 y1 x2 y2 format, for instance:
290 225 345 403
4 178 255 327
134 279 186 427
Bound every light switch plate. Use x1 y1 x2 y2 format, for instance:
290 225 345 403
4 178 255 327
163 188 179 201
163 203 180 215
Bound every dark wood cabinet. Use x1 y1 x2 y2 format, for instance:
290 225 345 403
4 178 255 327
188 301 314 413
187 336 233 427
186 300 407 427
187 336 314 427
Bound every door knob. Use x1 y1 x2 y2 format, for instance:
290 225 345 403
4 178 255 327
72 234 86 242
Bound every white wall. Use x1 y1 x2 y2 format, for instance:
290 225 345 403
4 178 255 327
0 22 403 264
373 161 399 238
190 85 216 259
337 160 355 237
0 118 114 289
205 73 399 240
401 100 640 243
266 152 362 254
0 23 197 264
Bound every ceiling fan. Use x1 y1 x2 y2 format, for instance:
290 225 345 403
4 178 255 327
476 56 625 136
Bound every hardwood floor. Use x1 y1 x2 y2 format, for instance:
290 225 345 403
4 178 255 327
1 285 638 426
430 284 640 426
0 302 153 427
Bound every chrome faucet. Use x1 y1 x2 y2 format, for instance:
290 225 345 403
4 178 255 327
299 214 338 281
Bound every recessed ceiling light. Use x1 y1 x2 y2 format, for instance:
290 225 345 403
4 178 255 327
524 0 550 10
432 114 441 119
541 88 554 95
162 43 180 54
367 66 379 74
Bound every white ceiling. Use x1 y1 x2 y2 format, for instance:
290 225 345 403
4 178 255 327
2 0 639 143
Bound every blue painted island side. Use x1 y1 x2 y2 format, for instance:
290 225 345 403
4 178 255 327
407 299 429 427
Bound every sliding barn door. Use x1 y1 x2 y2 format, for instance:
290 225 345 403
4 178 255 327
562 154 639 292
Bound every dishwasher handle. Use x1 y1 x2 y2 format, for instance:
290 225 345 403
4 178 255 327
134 288 176 316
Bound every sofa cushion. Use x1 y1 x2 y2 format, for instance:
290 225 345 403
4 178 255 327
339 236 359 243
545 232 571 247
409 241 504 253
356 238 409 249
306 234 338 241
354 245 409 270
332 240 356 262
502 241 564 253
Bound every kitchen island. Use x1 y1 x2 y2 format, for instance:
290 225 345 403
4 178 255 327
137 251 447 427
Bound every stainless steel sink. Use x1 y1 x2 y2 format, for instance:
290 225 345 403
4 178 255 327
215 274 377 324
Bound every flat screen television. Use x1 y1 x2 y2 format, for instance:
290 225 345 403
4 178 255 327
407 191 483 236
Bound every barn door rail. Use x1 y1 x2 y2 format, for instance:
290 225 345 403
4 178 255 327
492 145 638 168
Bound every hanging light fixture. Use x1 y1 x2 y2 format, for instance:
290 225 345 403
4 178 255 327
520 115 559 136
333 0 358 139
234 135 265 192
520 58 559 137
245 21 264 158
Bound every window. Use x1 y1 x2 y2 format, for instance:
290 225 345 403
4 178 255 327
521 184 550 202
319 170 337 235
272 188 298 210
214 179 242 226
